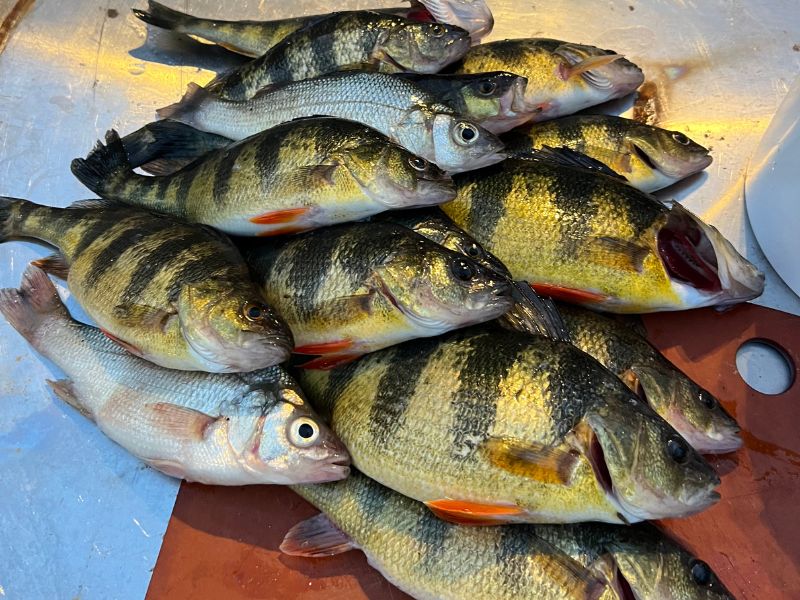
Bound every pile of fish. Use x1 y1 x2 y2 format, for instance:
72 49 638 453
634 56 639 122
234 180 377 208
0 0 764 598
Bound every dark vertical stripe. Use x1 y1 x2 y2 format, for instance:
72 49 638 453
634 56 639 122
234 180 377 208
449 332 520 460
212 142 249 208
84 217 175 286
368 338 438 446
120 232 195 302
456 162 514 245
284 228 341 321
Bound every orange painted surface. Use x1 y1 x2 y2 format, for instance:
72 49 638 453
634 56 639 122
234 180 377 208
147 303 800 600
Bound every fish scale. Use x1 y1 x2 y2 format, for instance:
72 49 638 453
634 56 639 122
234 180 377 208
0 198 292 372
72 118 455 237
289 471 613 600
242 222 511 362
299 327 721 525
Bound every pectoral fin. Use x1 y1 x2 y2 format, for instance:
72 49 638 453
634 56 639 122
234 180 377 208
279 513 356 557
588 237 650 273
560 54 623 80
112 303 177 331
480 436 579 485
425 499 526 526
142 402 217 442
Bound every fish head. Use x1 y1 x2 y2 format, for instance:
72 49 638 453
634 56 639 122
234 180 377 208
631 365 742 454
342 140 456 208
581 393 721 521
227 384 350 484
408 213 512 276
456 72 536 134
177 282 293 372
378 21 470 73
528 42 643 119
625 126 712 185
417 0 494 42
375 241 513 332
606 530 734 600
656 203 765 309
430 113 506 172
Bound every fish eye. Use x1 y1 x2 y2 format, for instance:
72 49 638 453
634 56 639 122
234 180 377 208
700 391 717 409
408 156 429 171
289 417 320 447
431 24 445 37
478 81 497 95
689 559 713 587
672 132 690 145
242 301 267 322
451 258 477 282
454 122 480 145
464 243 481 258
667 436 689 464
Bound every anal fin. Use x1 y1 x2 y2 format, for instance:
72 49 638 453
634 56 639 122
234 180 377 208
250 207 311 225
298 353 361 370
531 283 609 305
280 513 356 557
100 328 143 356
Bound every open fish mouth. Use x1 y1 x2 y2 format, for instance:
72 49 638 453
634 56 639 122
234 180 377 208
629 140 713 179
657 203 765 307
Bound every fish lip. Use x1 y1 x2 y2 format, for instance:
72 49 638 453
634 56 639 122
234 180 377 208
629 140 713 179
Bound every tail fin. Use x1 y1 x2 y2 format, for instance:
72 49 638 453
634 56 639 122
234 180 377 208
0 196 34 242
132 0 190 33
0 265 69 342
156 82 209 124
70 130 132 197
120 119 231 170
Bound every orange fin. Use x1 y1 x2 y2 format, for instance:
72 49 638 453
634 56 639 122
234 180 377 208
298 353 360 370
294 340 354 355
561 54 623 80
256 225 310 237
250 207 310 225
100 328 142 356
143 402 217 442
280 513 355 557
480 436 579 485
425 499 525 526
531 283 608 305
31 253 69 279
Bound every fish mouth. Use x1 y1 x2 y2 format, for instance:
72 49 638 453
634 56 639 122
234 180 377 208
692 424 743 454
657 203 764 307
445 148 507 174
629 140 713 179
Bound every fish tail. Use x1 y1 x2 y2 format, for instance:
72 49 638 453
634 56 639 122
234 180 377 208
120 119 230 170
0 196 41 242
0 265 69 343
156 82 209 125
70 130 133 198
132 0 191 33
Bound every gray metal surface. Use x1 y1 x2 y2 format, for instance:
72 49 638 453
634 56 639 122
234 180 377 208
0 1 798 598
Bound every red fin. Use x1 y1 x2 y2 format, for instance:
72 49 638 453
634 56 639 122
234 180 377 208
249 207 310 225
298 353 360 370
294 340 354 355
280 513 355 557
256 225 310 237
31 253 70 279
424 499 525 526
100 328 142 356
531 283 608 304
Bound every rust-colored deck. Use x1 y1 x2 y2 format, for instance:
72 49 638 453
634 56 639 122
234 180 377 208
146 304 800 600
